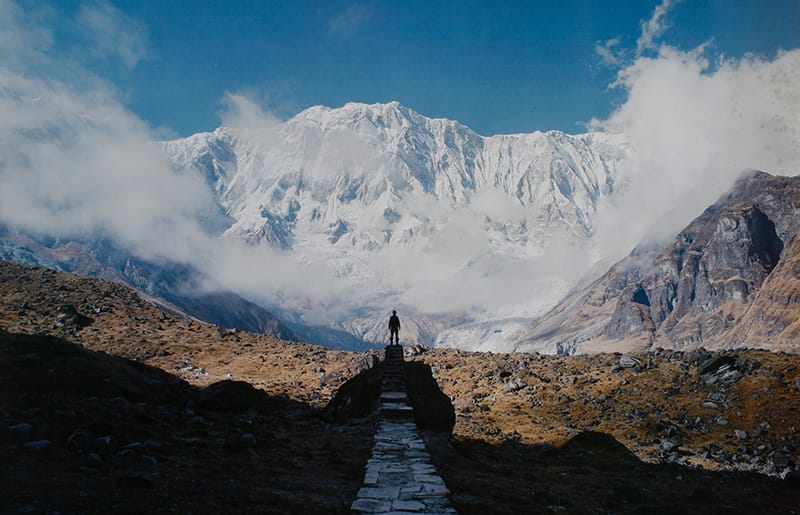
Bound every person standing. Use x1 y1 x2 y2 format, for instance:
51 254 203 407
388 310 401 345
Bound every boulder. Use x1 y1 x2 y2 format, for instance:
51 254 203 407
698 355 736 376
355 354 380 374
24 439 52 452
785 469 800 485
197 380 268 413
55 304 94 328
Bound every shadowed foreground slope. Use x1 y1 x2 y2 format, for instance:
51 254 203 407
0 332 372 514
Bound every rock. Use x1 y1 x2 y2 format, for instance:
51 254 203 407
351 498 392 513
686 348 711 366
735 429 748 440
404 343 429 357
619 355 640 368
772 452 790 468
785 469 800 485
55 304 94 328
783 364 797 373
393 499 427 511
198 380 268 412
720 370 743 383
141 455 158 465
144 439 166 449
356 353 380 373
661 439 678 452
319 372 341 386
24 439 52 452
701 401 718 409
10 422 33 437
240 433 257 447
67 428 93 449
503 378 525 393
698 355 736 376
88 452 104 465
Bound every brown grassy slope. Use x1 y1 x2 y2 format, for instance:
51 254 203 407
0 260 374 407
411 347 800 476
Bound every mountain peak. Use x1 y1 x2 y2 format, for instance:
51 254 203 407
293 100 423 132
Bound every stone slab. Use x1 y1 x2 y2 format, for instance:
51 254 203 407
358 486 401 499
351 498 393 513
392 499 427 511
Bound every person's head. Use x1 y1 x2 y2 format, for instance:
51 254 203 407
392 310 397 315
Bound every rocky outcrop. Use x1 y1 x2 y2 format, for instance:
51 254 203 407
518 171 800 353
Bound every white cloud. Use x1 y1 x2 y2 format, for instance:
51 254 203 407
591 46 800 260
79 0 148 68
0 69 220 261
328 4 373 38
636 0 681 56
218 92 282 130
0 0 53 66
596 37 623 67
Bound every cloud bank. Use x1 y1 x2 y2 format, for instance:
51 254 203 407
0 1 345 306
590 37 800 262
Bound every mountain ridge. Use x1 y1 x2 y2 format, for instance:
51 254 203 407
513 171 800 354
156 100 629 345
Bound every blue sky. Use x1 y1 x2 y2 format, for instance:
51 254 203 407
18 0 800 136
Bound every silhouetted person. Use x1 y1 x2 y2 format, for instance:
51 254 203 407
388 310 401 345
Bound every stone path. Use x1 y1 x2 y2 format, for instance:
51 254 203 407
351 345 457 515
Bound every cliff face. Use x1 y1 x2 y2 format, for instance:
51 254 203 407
518 171 800 353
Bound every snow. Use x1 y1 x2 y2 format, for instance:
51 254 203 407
160 101 629 351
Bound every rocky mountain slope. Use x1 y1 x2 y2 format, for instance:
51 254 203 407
513 171 800 354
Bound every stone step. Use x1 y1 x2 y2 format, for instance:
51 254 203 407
381 391 408 402
381 404 414 420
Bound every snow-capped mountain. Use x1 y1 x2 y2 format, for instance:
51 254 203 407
164 101 626 248
160 101 629 347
